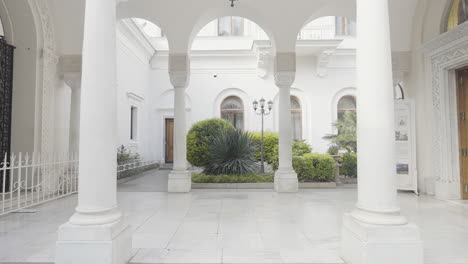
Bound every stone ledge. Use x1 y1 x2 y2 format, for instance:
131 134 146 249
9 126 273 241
192 182 336 189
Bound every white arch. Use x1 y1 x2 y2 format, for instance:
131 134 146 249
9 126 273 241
188 10 277 53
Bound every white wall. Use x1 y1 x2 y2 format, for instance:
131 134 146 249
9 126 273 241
116 26 154 161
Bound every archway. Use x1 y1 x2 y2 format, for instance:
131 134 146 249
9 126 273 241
189 16 274 133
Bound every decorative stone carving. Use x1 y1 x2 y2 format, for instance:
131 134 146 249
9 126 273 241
422 22 468 186
274 71 295 89
316 50 334 78
169 71 190 89
256 49 271 78
30 0 58 154
169 54 190 88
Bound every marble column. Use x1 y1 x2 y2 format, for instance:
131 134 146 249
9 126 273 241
341 0 423 263
168 54 191 193
274 53 298 192
55 0 131 263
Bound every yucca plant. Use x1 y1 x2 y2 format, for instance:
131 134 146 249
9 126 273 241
204 129 259 175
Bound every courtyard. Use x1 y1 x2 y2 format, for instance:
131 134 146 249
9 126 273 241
0 170 467 264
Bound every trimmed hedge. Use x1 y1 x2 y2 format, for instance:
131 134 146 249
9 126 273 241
292 153 335 182
251 132 279 165
341 152 357 178
251 132 313 171
187 118 234 167
192 173 274 183
292 140 313 157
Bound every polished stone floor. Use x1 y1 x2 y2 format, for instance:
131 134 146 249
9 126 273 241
0 170 467 263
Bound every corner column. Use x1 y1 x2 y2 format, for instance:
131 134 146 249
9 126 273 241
56 0 131 263
274 53 298 192
168 54 191 193
341 0 423 263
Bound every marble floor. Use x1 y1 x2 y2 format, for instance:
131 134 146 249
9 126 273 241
0 170 468 263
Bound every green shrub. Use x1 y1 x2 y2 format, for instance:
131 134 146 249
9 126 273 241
117 145 140 165
341 152 357 178
292 153 335 182
327 145 340 155
251 132 279 164
192 173 274 183
292 140 313 156
187 118 234 167
204 129 259 175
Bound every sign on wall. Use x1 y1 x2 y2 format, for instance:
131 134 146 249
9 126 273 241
395 100 418 194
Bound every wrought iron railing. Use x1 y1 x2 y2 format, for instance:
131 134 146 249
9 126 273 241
0 152 79 216
0 153 159 216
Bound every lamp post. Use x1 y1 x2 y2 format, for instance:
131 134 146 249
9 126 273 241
253 98 273 174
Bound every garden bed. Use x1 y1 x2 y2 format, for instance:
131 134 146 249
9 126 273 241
191 173 336 189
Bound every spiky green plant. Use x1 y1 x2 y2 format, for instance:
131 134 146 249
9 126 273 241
204 129 259 175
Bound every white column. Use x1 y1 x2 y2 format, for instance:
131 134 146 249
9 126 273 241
341 0 423 263
168 54 191 192
274 53 298 192
63 74 81 153
56 0 131 263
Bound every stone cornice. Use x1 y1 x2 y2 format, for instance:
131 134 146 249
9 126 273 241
421 21 468 56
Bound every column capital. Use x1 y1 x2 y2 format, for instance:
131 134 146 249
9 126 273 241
275 71 295 88
169 71 189 89
169 53 190 88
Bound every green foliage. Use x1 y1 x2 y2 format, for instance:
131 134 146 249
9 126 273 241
251 132 279 164
237 132 314 171
204 129 259 175
292 140 313 156
327 145 340 155
192 173 274 183
292 153 335 182
187 118 234 167
341 152 357 178
117 145 140 165
323 111 357 153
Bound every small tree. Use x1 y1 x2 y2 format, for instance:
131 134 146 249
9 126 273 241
323 111 357 153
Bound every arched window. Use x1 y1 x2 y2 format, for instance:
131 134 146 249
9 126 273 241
221 96 244 130
446 0 468 32
337 96 356 120
291 96 302 141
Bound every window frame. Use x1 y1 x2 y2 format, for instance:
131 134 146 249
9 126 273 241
290 96 303 141
220 96 244 130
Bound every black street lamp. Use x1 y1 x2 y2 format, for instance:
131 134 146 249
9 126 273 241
253 98 273 174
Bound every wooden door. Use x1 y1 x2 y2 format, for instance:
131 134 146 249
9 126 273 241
165 119 174 163
456 68 468 199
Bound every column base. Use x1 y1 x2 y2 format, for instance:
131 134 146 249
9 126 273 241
56 215 131 264
168 170 191 193
274 170 298 192
341 213 423 264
